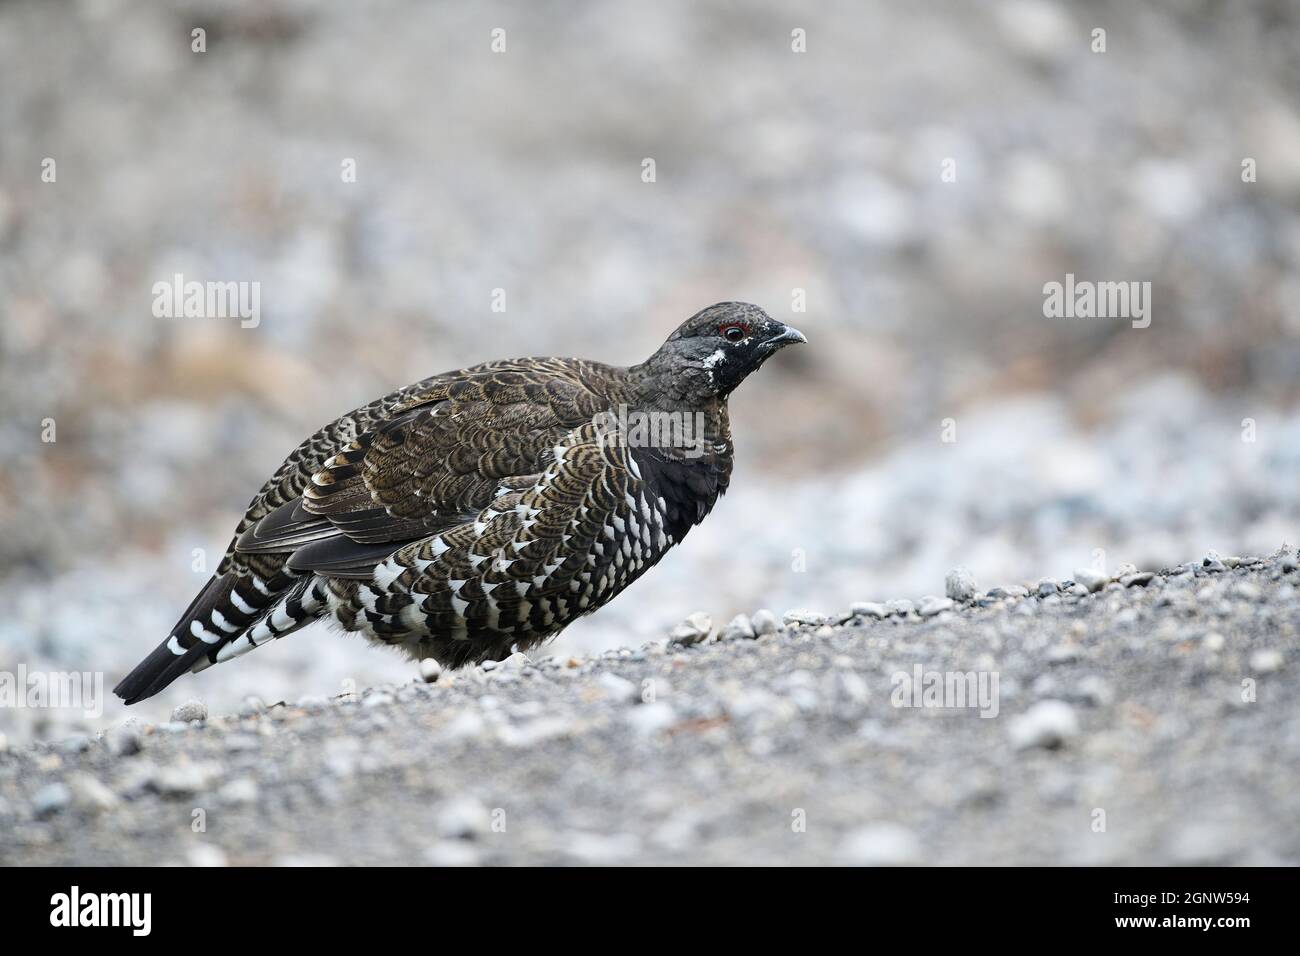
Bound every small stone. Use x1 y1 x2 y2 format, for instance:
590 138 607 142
186 844 229 867
436 795 490 840
1073 568 1109 593
32 783 71 818
149 762 221 796
218 777 259 805
835 670 871 705
563 832 642 864
917 596 954 617
171 699 207 724
417 658 443 683
719 613 755 641
1120 571 1155 588
839 823 920 866
499 652 530 671
1046 644 1080 664
1004 585 1029 599
59 734 92 754
223 733 260 753
625 701 676 736
1250 649 1284 673
945 567 977 602
1280 553 1297 574
668 612 713 646
1071 675 1113 707
67 773 118 813
851 601 889 619
751 609 780 636
1009 700 1079 750
105 720 143 757
1223 555 1242 568
424 841 480 866
886 599 915 617
596 672 639 703
1202 550 1226 572
783 608 827 627
1036 578 1059 598
496 715 567 748
442 710 488 742
1202 632 1226 651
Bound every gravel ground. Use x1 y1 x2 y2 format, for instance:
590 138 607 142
2 551 1297 866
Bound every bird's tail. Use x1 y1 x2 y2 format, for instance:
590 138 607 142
113 571 326 704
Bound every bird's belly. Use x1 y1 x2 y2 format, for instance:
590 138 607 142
323 483 679 668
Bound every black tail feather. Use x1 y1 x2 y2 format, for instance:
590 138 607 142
114 571 289 705
112 637 213 705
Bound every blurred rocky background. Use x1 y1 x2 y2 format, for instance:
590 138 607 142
2 0 1299 739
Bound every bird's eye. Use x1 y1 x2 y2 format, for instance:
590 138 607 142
720 324 748 342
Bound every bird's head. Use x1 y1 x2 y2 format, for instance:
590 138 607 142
638 302 807 403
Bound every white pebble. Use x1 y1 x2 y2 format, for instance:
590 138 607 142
186 844 229 867
839 823 920 866
32 782 71 817
945 567 977 602
783 608 827 627
596 672 639 703
720 613 755 641
68 773 118 813
436 795 490 839
668 612 713 645
105 719 143 757
171 699 207 724
852 601 889 619
1073 568 1109 593
218 777 259 805
625 701 677 736
1009 700 1079 750
1250 649 1284 673
918 596 954 617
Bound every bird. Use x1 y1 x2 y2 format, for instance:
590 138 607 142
114 302 806 704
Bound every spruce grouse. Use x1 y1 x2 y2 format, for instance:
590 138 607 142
114 303 805 703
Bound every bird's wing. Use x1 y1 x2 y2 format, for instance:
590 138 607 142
234 363 610 577
370 417 646 643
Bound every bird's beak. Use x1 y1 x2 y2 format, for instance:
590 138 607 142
763 325 808 350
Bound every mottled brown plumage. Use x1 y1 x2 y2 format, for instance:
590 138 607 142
115 303 805 703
